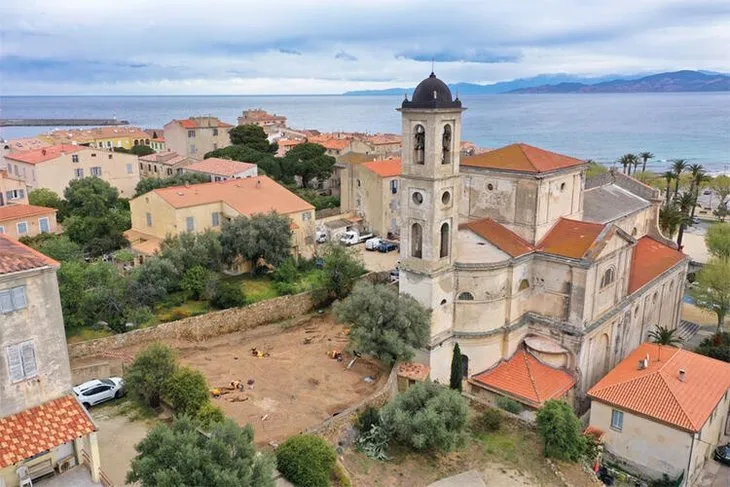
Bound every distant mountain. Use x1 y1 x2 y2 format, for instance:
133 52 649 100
343 73 639 96
508 71 730 93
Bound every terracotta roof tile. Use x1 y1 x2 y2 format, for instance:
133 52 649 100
139 151 189 166
5 144 84 165
43 127 149 144
308 136 351 151
0 395 96 468
366 134 402 146
0 204 56 222
538 218 607 259
362 158 401 177
472 349 576 407
149 175 314 215
397 362 430 381
462 143 585 173
460 218 534 257
0 234 58 275
173 118 232 129
588 343 730 432
185 158 257 177
277 138 304 147
628 236 686 293
152 136 165 142
2 137 50 152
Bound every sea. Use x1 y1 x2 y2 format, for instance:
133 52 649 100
1 93 729 174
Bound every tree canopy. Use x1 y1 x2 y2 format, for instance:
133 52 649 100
283 143 336 188
114 145 155 156
312 244 366 305
124 344 177 409
334 281 430 365
706 223 730 261
228 124 277 153
219 213 292 268
536 400 586 462
159 231 223 274
28 188 66 220
690 258 730 333
127 417 274 487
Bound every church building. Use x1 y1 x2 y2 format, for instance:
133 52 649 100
397 73 689 410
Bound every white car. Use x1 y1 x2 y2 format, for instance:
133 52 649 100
73 378 125 408
364 237 383 250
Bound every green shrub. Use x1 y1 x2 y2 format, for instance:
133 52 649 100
273 280 298 296
474 408 502 433
211 280 246 309
125 344 177 409
276 434 336 487
496 396 523 414
168 309 192 321
536 400 586 462
166 367 210 416
356 406 381 434
271 257 299 283
196 402 226 428
356 424 390 461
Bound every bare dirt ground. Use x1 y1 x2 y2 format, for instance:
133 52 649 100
72 313 387 447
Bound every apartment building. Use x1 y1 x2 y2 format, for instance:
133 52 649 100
3 144 140 198
0 204 58 239
237 109 287 135
340 158 401 237
163 117 233 160
0 170 28 207
138 151 193 178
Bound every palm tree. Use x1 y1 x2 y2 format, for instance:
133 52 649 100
688 164 710 221
659 203 685 237
619 154 638 175
671 159 687 198
662 171 675 206
648 325 683 361
676 191 695 248
639 151 654 173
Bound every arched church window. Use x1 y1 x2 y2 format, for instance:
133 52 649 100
518 279 530 292
441 124 452 164
411 222 423 258
600 267 615 288
440 222 450 258
414 124 425 165
457 292 474 301
461 354 469 377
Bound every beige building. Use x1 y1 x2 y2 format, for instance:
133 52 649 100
150 136 167 152
0 235 103 486
164 116 233 160
3 144 140 198
138 151 192 178
0 204 58 239
238 109 287 134
394 73 688 410
0 170 28 207
184 157 258 181
125 175 315 263
364 134 402 156
339 158 401 237
39 126 151 150
588 343 730 485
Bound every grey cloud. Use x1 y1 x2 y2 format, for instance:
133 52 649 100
335 51 358 61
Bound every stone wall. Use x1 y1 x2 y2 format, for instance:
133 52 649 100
68 291 313 359
71 361 124 385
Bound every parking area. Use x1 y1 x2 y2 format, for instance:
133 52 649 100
353 244 399 272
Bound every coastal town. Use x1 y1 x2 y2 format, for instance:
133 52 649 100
0 73 729 487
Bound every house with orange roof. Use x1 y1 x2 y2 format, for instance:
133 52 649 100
184 157 257 182
0 204 58 239
1 137 51 161
0 170 28 207
0 235 104 485
125 176 315 264
150 136 166 153
388 73 689 411
364 133 402 155
238 109 288 135
4 144 140 198
138 151 193 178
39 126 151 151
587 343 730 484
163 116 233 160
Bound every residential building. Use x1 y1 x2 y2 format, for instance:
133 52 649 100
238 109 287 134
588 343 730 485
0 235 103 485
275 138 305 157
183 158 257 181
364 133 402 156
3 144 140 198
1 138 50 158
308 134 373 157
139 151 192 178
163 116 233 160
394 73 689 410
150 136 166 152
125 176 315 264
0 170 28 207
39 126 151 150
0 204 58 238
340 158 401 237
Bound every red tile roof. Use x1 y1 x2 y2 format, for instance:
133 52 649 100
173 118 233 129
152 136 165 142
2 137 50 152
0 395 96 468
185 158 257 177
397 362 430 381
628 236 686 293
472 349 576 407
460 218 534 257
308 136 351 151
462 143 585 173
588 343 730 432
5 144 84 165
0 204 56 222
0 234 58 275
362 158 401 177
538 218 607 259
366 134 402 146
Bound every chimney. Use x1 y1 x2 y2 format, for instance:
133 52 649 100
42 149 47 155
678 369 686 382
645 353 650 368
256 179 261 188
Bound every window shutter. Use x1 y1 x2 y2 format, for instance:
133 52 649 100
0 291 12 313
21 342 37 378
7 345 24 382
11 287 26 310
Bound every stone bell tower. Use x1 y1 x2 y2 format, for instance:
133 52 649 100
398 72 465 358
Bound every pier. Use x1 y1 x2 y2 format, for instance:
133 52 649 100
0 118 130 127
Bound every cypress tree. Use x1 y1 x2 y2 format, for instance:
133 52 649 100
449 343 463 391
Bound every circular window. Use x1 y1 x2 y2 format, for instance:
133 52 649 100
442 191 451 205
487 183 494 191
412 192 424 205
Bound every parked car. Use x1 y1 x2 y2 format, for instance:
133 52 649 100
691 216 701 225
377 241 399 253
73 378 125 408
714 443 730 466
703 190 712 196
340 230 374 246
365 237 383 251
316 230 328 244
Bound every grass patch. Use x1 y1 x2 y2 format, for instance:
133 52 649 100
154 299 211 323
66 327 115 343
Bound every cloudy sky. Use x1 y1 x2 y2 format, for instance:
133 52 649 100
1 0 729 95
